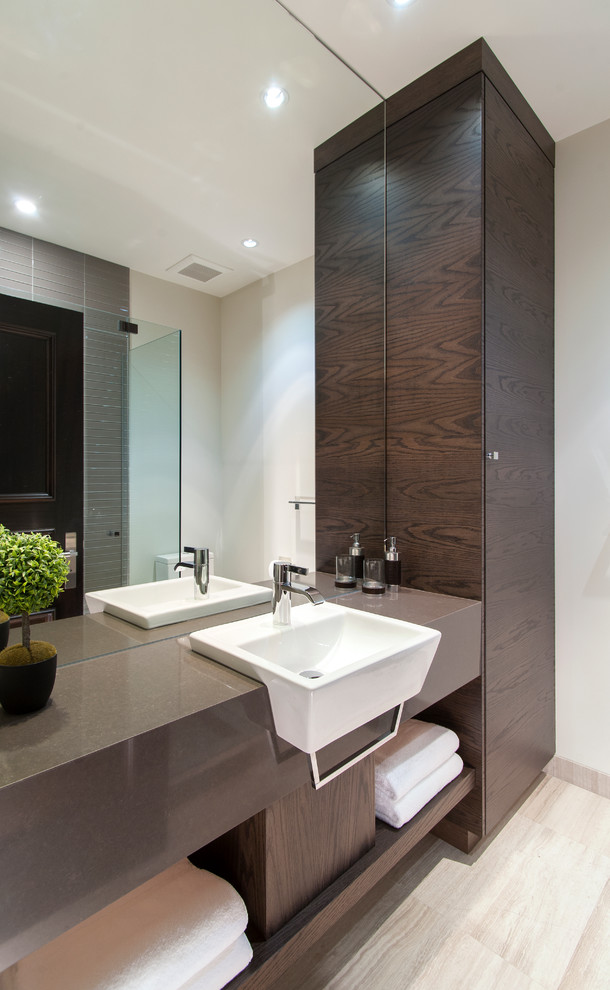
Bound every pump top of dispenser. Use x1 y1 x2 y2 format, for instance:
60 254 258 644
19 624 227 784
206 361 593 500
384 536 399 560
349 533 365 557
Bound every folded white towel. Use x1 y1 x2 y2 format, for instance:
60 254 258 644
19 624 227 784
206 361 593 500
374 718 460 802
375 752 464 828
4 861 248 990
178 933 252 990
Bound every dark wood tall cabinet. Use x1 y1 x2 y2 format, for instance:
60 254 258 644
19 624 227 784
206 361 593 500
315 40 555 840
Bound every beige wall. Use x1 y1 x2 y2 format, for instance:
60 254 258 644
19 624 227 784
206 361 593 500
220 258 315 582
129 271 223 556
555 116 610 775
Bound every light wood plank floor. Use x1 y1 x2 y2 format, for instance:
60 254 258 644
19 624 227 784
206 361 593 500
272 776 610 990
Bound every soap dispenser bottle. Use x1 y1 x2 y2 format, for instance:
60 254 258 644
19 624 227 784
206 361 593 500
384 536 402 589
348 533 365 581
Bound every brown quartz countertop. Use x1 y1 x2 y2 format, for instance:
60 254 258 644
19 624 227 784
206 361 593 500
0 600 273 790
305 572 478 624
0 577 479 792
0 635 262 789
0 576 481 969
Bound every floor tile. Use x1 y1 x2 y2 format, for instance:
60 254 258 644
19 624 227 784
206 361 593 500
558 878 610 990
272 779 609 990
320 897 451 990
401 813 609 987
406 929 547 990
520 775 610 858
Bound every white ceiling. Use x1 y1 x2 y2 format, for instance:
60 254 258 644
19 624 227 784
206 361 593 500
1 0 609 298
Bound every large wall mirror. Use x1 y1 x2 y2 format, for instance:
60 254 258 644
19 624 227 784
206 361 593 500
0 0 385 592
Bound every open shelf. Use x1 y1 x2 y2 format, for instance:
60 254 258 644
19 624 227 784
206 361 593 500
227 766 475 990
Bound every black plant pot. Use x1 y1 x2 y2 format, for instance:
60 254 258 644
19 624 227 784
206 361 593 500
0 652 57 715
0 618 9 652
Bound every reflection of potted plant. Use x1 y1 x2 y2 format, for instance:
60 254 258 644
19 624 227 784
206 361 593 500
0 526 69 714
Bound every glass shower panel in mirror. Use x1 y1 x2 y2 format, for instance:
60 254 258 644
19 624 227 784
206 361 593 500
128 321 181 585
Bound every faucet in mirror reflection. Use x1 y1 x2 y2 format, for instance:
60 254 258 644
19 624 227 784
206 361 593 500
271 561 324 626
174 546 210 598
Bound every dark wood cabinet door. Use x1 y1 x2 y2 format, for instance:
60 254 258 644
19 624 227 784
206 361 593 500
386 76 484 600
483 81 555 831
0 294 84 619
314 45 555 842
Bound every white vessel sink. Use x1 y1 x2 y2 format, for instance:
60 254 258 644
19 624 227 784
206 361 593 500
86 577 271 629
189 602 441 753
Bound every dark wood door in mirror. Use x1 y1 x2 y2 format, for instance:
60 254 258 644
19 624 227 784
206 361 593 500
0 294 84 618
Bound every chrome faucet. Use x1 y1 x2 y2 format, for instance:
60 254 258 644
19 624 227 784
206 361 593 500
272 561 324 626
174 546 209 598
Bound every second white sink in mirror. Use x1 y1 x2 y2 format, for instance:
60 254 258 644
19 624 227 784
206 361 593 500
86 577 271 629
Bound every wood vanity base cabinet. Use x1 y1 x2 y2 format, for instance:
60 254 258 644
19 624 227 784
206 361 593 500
192 757 375 939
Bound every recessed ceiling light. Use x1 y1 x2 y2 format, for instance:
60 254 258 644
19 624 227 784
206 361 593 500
242 238 258 249
386 0 417 7
14 197 37 215
262 85 288 110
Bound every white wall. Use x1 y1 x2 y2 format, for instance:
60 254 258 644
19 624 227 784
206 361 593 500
555 117 610 776
221 258 315 582
129 271 223 557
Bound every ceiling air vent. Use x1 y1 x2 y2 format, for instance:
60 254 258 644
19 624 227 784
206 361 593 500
166 254 232 284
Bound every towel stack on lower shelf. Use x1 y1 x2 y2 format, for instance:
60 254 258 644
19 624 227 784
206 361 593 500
374 718 463 829
2 860 252 990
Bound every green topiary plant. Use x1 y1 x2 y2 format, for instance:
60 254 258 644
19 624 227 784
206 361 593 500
0 526 69 665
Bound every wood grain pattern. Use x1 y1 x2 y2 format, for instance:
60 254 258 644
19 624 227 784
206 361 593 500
386 76 484 599
431 819 480 853
483 80 555 832
315 131 385 571
314 45 554 859
225 768 476 989
194 759 375 940
385 38 554 165
314 103 385 173
270 779 609 990
261 759 375 937
317 40 553 184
